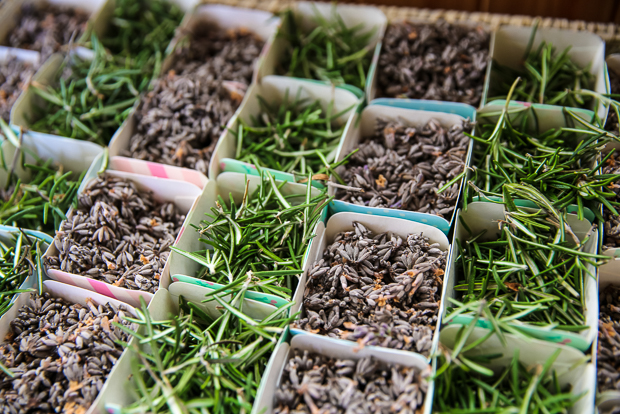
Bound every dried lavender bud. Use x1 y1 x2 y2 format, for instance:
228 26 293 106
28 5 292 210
296 221 447 356
274 349 428 414
123 27 264 174
603 156 620 250
6 2 89 60
377 20 489 106
0 292 136 413
45 174 185 292
0 57 34 122
606 69 620 134
598 285 620 393
336 118 471 220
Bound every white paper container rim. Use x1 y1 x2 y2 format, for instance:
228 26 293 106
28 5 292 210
289 211 450 361
168 281 278 321
0 0 107 55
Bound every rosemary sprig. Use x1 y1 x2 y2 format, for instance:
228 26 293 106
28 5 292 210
0 231 47 318
171 170 330 299
466 93 620 221
434 303 587 413
116 289 296 414
235 92 352 179
0 127 82 234
30 35 153 145
99 0 183 66
490 24 595 109
457 186 608 331
278 6 376 90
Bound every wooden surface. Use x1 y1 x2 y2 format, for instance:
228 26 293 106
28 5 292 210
216 0 620 44
342 0 619 23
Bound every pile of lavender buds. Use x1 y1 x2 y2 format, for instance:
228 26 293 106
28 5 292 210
377 20 490 106
598 285 620 393
335 118 471 220
274 349 428 414
44 174 185 292
295 222 448 356
122 26 264 174
0 57 34 122
602 155 620 250
6 2 89 60
0 292 136 413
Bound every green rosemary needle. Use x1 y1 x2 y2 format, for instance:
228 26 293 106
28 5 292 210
0 125 82 234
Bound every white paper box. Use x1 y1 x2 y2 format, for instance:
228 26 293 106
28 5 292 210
0 127 102 180
107 5 281 189
96 287 286 414
598 55 620 284
209 75 361 182
438 324 594 414
10 53 123 154
0 47 38 121
89 0 196 46
484 25 608 119
252 333 432 414
169 171 322 308
43 169 201 307
0 280 137 414
368 19 494 108
444 203 598 351
0 228 50 308
329 103 474 234
256 1 387 102
469 101 600 224
289 211 450 360
0 0 106 60
0 130 102 233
